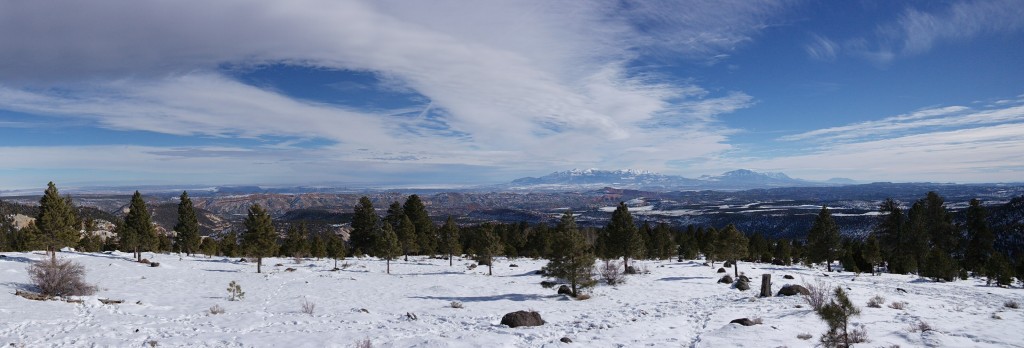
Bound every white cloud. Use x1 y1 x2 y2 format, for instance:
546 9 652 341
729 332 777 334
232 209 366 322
805 35 839 61
0 0 785 187
780 103 1024 142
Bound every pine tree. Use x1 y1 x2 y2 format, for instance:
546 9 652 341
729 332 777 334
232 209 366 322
396 214 418 261
403 195 436 255
439 216 461 266
807 206 841 272
964 199 995 275
474 224 503 275
36 182 79 259
200 237 219 258
219 230 239 257
875 198 907 273
773 239 792 265
524 222 552 259
325 232 347 269
862 233 882 275
922 248 957 282
173 191 202 256
280 222 309 258
350 196 379 256
715 224 748 278
545 211 596 297
309 231 326 260
702 227 719 266
240 204 277 273
653 222 676 260
606 202 643 272
817 287 862 348
984 252 1013 286
76 218 102 252
122 191 157 262
0 202 14 252
375 222 401 274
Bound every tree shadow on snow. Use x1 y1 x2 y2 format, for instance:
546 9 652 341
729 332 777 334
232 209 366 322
410 293 547 302
0 255 38 264
1 281 35 292
657 276 713 282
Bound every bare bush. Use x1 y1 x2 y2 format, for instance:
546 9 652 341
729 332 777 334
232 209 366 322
889 301 907 310
353 338 372 348
301 298 316 316
449 301 464 309
600 261 625 285
1005 300 1019 309
867 295 885 308
27 258 96 297
907 320 932 333
797 333 813 340
802 279 832 312
209 304 225 315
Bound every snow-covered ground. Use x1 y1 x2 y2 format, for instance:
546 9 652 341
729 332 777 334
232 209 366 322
2 251 1023 347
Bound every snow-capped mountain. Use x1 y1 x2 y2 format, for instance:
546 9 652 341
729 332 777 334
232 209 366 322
504 169 835 191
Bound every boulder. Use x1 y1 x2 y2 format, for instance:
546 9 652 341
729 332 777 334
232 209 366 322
717 267 727 273
730 318 756 326
557 285 573 296
783 274 795 279
149 262 160 267
501 310 545 328
625 266 638 274
540 280 558 289
509 264 519 268
723 260 733 268
738 275 750 283
736 280 750 291
718 275 734 284
560 337 572 343
777 284 810 296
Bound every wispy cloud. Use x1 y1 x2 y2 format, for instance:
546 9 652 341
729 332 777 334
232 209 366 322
805 35 839 61
780 103 1024 142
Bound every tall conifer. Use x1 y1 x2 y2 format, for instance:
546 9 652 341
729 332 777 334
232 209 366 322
173 191 201 256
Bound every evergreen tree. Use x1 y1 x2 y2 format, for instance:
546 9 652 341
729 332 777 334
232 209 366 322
375 222 401 274
703 227 719 266
875 198 907 273
76 218 102 252
984 252 1013 286
606 202 643 272
122 191 157 262
904 201 930 274
545 211 596 297
200 237 219 258
403 195 437 255
921 248 957 282
747 232 772 263
773 239 792 265
309 231 326 260
219 230 239 257
325 232 347 269
157 232 173 252
280 222 309 258
36 182 79 259
714 224 748 278
862 233 882 275
524 222 552 259
817 287 862 348
964 199 995 275
474 223 503 275
439 216 461 266
653 222 676 260
240 204 277 273
173 191 202 256
0 202 14 252
349 196 379 256
922 192 959 257
396 214 418 261
807 206 842 272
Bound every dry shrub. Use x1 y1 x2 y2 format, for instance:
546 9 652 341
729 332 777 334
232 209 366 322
751 317 763 325
1005 300 1019 309
353 338 372 348
889 301 907 310
867 295 885 308
27 258 96 297
802 279 832 312
209 304 225 315
301 298 316 316
600 261 625 285
907 320 931 333
575 293 591 300
450 301 464 309
797 333 813 340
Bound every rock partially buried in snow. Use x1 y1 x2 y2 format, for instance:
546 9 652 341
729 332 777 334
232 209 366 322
717 267 727 273
560 337 572 343
777 284 810 296
718 275 733 284
557 285 573 296
730 318 756 326
783 274 795 279
501 310 545 328
736 280 750 291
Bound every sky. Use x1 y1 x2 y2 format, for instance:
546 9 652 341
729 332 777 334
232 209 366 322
1 0 1023 190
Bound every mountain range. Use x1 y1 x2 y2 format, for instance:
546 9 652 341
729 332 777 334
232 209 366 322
503 168 841 191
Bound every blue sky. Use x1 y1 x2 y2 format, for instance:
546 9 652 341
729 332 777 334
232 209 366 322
1 0 1023 189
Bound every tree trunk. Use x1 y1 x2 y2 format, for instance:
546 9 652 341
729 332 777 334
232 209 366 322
734 261 739 278
257 257 262 273
827 260 832 272
623 257 629 273
759 274 771 297
334 258 338 269
387 259 391 274
488 259 493 276
449 253 453 267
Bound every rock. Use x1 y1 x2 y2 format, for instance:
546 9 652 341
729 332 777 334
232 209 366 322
717 267 727 273
541 281 558 288
509 264 519 268
738 275 750 283
723 260 733 268
896 288 908 294
557 285 573 296
783 275 794 279
149 262 160 267
736 280 750 291
139 258 150 264
560 337 572 343
501 310 545 328
702 262 710 266
777 284 810 296
625 266 638 274
730 318 756 326
284 268 296 272
718 275 734 284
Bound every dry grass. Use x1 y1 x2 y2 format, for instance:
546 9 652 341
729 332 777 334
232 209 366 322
27 258 97 297
802 279 832 312
889 301 907 310
1005 300 1019 309
301 298 316 316
867 295 885 308
575 293 592 300
209 304 225 315
353 338 372 348
907 320 932 333
449 301 464 309
600 261 625 286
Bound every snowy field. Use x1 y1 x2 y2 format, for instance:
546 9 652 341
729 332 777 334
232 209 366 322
2 251 1023 347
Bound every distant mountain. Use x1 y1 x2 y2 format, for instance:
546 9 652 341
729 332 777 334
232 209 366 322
503 168 837 191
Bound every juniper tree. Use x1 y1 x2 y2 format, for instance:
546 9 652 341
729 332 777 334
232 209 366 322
349 196 379 256
376 222 401 274
36 182 79 260
122 191 157 262
807 206 842 272
173 191 202 256
545 211 596 297
714 224 748 278
606 202 643 272
241 204 277 273
403 195 437 255
439 215 461 266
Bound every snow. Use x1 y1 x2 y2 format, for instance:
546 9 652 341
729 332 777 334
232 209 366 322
2 251 1023 347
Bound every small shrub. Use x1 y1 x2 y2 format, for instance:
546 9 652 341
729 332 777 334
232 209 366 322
450 301 464 309
27 258 97 297
301 298 316 316
227 281 245 301
353 338 372 348
600 261 625 285
1005 300 1019 309
147 340 159 347
889 301 907 310
797 333 813 340
817 287 863 348
802 279 832 312
907 320 932 333
751 317 763 325
209 304 225 315
867 295 885 308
